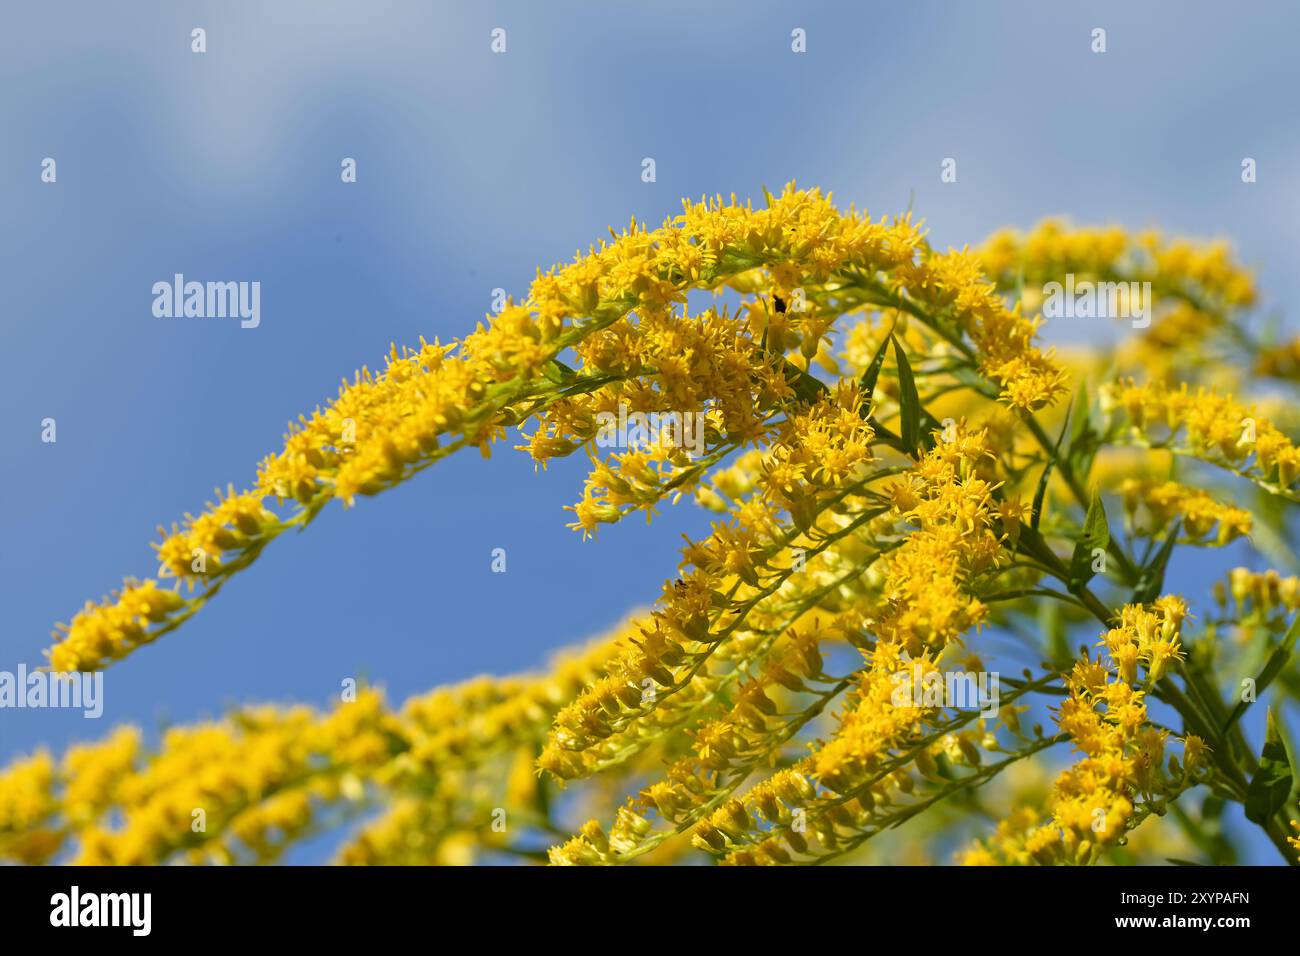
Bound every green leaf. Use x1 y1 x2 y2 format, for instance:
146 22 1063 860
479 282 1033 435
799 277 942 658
1068 493 1110 587
543 359 576 384
864 417 909 456
1031 401 1073 532
893 335 921 456
1248 612 1300 698
1030 462 1055 533
858 331 893 407
1244 708 1294 827
1223 612 1300 733
786 360 829 406
788 497 816 536
1016 523 1063 572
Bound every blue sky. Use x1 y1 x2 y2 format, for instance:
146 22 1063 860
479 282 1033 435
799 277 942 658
2 1 1297 863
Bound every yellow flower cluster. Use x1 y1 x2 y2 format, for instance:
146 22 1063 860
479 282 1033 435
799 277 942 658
61 727 141 826
701 656 1007 865
546 622 837 864
702 432 1012 863
979 219 1256 311
1102 379 1300 497
1214 566 1300 618
1117 478 1252 546
540 383 881 782
45 186 1067 673
897 249 1068 410
955 806 1045 866
47 580 186 673
979 221 1257 385
398 630 626 780
549 423 1021 865
544 302 786 536
332 636 627 865
809 645 947 794
0 751 58 865
1 628 625 865
966 600 1201 865
874 423 1006 655
74 691 399 865
1256 338 1300 382
20 192 1300 867
153 488 281 582
338 795 477 866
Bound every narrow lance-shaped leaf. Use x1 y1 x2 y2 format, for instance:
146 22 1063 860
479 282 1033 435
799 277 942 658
1130 524 1178 605
1244 707 1295 826
858 328 894 404
892 334 920 456
1069 493 1110 588
1030 399 1073 532
785 359 829 405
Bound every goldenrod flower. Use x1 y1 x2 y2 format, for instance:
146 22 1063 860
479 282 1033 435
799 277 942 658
16 191 1300 867
46 185 1069 671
